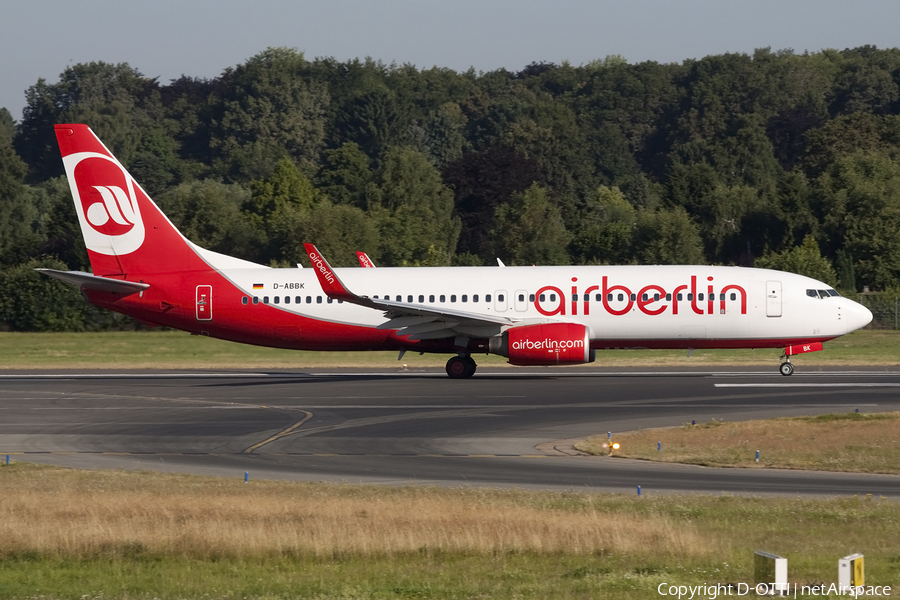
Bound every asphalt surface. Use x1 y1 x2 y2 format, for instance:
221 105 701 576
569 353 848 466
2 366 899 496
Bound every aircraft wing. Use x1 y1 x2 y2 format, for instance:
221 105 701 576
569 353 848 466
304 244 520 340
36 269 149 295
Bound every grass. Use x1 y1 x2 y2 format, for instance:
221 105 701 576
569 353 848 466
577 411 900 474
1 329 900 370
0 463 898 599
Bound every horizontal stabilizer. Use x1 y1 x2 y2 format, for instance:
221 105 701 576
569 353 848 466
36 269 149 295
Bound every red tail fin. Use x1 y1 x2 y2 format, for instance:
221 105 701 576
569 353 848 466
55 124 195 277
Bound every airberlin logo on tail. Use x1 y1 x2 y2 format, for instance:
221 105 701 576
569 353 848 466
64 152 145 256
307 250 336 284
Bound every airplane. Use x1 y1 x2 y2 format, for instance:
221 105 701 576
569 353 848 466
39 124 873 378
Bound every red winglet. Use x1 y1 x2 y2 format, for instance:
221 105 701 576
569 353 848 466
304 244 355 300
356 251 376 268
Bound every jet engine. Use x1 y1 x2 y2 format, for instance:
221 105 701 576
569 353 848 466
489 322 594 366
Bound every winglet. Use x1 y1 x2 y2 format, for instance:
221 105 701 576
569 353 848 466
356 251 376 268
304 244 356 301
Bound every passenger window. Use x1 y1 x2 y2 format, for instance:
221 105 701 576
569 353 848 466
419 295 425 302
263 296 270 304
730 293 736 301
285 296 290 304
529 294 535 302
429 295 435 302
316 296 322 304
630 294 636 301
486 294 491 302
498 294 505 302
539 294 546 302
440 295 446 302
327 298 333 304
306 296 312 303
295 296 301 304
449 295 456 302
572 294 578 301
253 297 259 304
473 294 479 302
519 294 525 302
666 294 671 301
607 294 613 301
462 295 468 302
273 296 280 304
699 293 704 301
408 295 413 302
654 294 660 301
596 294 602 301
642 294 648 301
396 295 402 302
677 293 683 301
242 297 248 305
549 294 556 302
618 293 624 301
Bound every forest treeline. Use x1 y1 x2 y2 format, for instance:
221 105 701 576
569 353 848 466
2 45 900 330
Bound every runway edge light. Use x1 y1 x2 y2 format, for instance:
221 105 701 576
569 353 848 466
839 553 864 592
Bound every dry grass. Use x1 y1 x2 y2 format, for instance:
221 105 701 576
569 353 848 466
576 412 900 473
0 465 707 561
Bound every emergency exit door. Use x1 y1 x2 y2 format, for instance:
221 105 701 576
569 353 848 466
196 285 212 321
766 281 781 317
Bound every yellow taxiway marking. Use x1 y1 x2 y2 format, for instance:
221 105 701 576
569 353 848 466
243 410 313 454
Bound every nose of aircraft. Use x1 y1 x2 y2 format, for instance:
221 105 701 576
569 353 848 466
845 299 873 333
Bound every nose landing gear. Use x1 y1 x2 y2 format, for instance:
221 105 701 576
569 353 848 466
446 355 477 378
779 359 794 376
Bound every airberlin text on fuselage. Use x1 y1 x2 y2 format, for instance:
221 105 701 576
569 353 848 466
535 275 748 317
307 251 336 284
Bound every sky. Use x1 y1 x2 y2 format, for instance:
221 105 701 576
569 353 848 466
3 0 900 121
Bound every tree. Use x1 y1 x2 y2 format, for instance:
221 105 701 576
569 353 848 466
754 235 838 285
315 142 372 209
442 146 541 259
491 184 570 265
159 179 264 262
816 151 900 290
366 146 460 266
632 207 706 265
570 186 636 265
211 47 329 181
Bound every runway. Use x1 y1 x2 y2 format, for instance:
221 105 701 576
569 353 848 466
2 367 899 496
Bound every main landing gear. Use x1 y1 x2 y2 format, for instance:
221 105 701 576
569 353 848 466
446 355 477 379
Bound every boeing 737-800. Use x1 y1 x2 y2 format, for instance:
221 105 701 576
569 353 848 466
40 124 873 378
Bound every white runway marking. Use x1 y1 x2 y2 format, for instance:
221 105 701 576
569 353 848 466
715 383 900 388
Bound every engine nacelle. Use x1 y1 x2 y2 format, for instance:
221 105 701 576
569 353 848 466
490 322 595 366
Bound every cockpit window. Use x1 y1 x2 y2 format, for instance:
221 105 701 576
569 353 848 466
807 288 841 299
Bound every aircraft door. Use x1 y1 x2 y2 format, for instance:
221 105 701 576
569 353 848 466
494 290 508 312
514 289 529 312
766 281 781 317
196 285 212 321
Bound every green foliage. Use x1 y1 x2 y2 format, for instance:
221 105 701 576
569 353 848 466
754 235 838 285
0 258 93 331
367 146 460 266
492 184 570 265
7 47 900 328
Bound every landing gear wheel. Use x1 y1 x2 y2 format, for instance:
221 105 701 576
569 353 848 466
446 356 476 379
779 362 794 376
463 356 477 377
